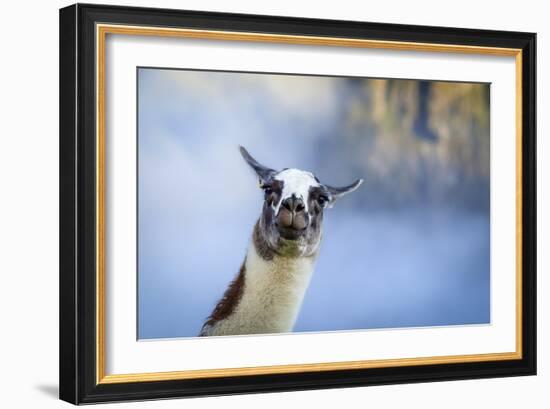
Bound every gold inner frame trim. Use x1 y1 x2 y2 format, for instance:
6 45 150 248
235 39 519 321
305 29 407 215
95 23 523 385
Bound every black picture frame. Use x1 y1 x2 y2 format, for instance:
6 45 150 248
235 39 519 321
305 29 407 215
59 3 536 404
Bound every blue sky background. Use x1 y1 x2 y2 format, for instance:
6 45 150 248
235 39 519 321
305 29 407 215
137 68 490 339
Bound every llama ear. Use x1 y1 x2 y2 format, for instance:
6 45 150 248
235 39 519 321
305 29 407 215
239 146 276 184
325 179 363 208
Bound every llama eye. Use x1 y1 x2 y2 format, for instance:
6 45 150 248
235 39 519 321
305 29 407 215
264 187 273 196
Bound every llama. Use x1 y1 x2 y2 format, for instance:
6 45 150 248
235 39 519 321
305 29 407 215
199 146 362 336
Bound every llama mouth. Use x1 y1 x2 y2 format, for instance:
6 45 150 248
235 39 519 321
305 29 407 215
277 225 306 240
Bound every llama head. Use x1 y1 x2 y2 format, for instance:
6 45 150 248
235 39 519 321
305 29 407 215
240 146 363 258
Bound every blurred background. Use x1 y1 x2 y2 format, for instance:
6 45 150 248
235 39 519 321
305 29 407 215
137 68 490 339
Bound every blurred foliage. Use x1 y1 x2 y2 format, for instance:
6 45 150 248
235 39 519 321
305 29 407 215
314 78 490 211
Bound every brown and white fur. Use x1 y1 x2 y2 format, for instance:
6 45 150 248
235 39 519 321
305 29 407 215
199 147 362 337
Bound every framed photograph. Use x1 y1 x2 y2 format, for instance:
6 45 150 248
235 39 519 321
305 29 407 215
59 3 536 404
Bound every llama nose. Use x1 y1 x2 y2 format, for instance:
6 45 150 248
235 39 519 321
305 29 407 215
282 195 305 213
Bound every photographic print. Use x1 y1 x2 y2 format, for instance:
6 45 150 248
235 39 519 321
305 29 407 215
137 68 490 339
60 5 536 403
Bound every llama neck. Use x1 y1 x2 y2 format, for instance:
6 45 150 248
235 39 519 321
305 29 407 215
201 233 318 337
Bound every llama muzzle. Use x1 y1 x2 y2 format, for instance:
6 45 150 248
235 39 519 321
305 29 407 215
277 195 308 232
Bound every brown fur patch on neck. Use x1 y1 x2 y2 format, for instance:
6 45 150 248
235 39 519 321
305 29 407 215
253 220 277 261
200 261 246 335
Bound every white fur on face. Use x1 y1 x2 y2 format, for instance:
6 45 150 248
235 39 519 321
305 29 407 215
273 168 319 214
